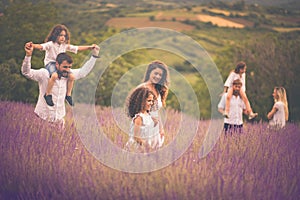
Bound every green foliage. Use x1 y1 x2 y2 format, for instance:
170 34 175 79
0 0 299 121
206 29 300 121
0 59 37 103
95 50 152 106
149 16 155 21
0 1 59 64
235 31 300 121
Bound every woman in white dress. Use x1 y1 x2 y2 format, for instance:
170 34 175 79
137 60 170 148
267 87 289 129
126 87 159 150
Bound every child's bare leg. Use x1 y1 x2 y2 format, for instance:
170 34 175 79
44 72 58 106
240 90 258 119
240 90 252 114
46 72 58 95
224 88 233 118
65 73 75 106
67 73 75 96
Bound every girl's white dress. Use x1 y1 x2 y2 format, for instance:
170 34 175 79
127 112 161 149
269 101 286 128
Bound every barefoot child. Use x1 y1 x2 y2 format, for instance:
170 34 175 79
29 24 96 106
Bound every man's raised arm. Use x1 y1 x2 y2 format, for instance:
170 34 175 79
21 42 48 81
73 45 100 80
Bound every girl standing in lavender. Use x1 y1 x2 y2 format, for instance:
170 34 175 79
126 87 159 150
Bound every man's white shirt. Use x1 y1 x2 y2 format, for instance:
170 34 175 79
218 93 246 125
21 55 97 122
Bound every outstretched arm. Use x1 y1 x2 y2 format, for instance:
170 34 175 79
77 44 97 51
267 106 278 120
25 41 43 50
24 42 34 56
32 43 43 50
21 42 34 76
72 45 100 80
22 42 48 81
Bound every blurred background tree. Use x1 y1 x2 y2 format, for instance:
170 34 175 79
0 0 299 121
0 0 59 102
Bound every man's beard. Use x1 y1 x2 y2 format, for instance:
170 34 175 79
233 90 240 96
57 70 69 79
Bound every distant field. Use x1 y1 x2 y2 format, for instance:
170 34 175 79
154 10 198 21
190 6 247 17
196 14 245 28
107 10 246 30
269 15 300 25
272 27 300 32
204 8 247 17
105 17 195 31
108 7 300 32
226 17 254 27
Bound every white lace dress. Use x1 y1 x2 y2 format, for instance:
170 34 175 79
127 112 160 149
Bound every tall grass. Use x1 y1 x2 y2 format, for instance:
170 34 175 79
0 101 299 199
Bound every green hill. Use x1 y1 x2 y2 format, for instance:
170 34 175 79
0 0 299 121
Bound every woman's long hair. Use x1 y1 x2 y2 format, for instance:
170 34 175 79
142 60 169 107
274 87 289 121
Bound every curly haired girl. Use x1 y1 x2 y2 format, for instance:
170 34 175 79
126 87 161 150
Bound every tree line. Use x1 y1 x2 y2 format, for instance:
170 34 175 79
0 0 299 121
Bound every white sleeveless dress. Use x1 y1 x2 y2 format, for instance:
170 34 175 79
127 112 160 149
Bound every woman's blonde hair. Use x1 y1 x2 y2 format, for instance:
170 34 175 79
274 87 289 121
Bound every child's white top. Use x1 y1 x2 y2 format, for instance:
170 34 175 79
129 113 158 139
224 71 246 92
129 112 163 148
41 41 78 65
269 101 286 128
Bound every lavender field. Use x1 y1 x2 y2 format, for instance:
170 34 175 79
0 101 299 200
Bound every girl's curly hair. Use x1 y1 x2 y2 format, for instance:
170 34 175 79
126 87 156 118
